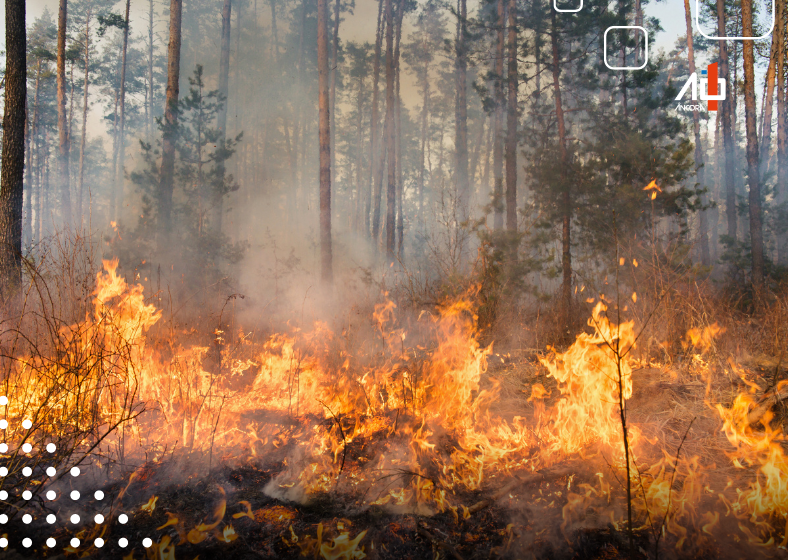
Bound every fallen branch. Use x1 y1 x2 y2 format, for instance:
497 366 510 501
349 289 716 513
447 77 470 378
747 382 788 427
417 523 465 560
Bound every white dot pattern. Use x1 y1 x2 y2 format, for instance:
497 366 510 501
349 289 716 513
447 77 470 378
46 466 56 477
22 467 32 477
22 419 32 430
21 490 31 500
22 443 32 453
46 514 56 524
70 467 80 477
46 443 56 453
70 538 80 548
143 538 153 548
70 514 80 524
95 537 105 548
119 537 128 548
22 538 31 548
46 537 56 548
70 490 80 501
94 490 104 500
95 514 105 524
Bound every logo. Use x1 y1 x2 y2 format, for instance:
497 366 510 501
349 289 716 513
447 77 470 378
675 62 726 112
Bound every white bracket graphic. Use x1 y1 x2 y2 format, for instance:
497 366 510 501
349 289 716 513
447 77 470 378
554 0 582 13
695 0 774 40
603 26 648 71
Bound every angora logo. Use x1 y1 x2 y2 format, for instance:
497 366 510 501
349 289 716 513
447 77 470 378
675 62 726 112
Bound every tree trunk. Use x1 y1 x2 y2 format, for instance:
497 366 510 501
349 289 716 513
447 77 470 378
551 9 571 331
394 0 404 259
78 7 91 225
493 0 505 230
455 0 469 223
760 25 778 178
418 51 430 230
115 0 131 223
354 73 365 232
742 0 764 299
505 0 517 231
330 0 340 192
682 0 709 265
214 0 232 234
317 0 333 282
717 0 737 242
370 0 384 239
148 0 155 140
159 0 183 245
25 61 42 247
384 0 396 261
0 0 26 305
777 0 787 265
57 0 73 226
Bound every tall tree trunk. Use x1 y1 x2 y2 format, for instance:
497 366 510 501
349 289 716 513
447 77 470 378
115 0 131 223
760 25 778 177
214 0 232 234
384 0 396 261
394 0 404 259
56 0 73 226
717 0 737 242
354 73 365 232
683 0 709 265
25 61 42 247
777 0 787 265
78 7 91 225
455 0 469 223
492 0 505 230
159 0 183 245
742 0 764 299
0 0 26 305
148 0 155 140
418 52 430 230
505 0 517 231
370 0 384 239
317 0 333 282
330 0 340 192
551 9 571 331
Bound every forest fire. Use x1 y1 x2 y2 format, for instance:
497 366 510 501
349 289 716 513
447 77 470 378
0 260 786 559
0 0 785 553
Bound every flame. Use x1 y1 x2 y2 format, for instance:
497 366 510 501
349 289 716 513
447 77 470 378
142 495 159 514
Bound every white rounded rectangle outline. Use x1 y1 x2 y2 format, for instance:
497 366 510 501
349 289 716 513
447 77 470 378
554 0 582 13
694 0 774 40
603 26 648 70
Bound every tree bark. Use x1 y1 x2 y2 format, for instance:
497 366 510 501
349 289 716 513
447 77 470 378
25 62 42 247
370 0 384 239
777 0 787 265
0 0 27 305
493 0 505 230
742 0 764 299
760 24 778 178
551 9 571 331
317 0 333 282
717 0 737 242
148 0 155 140
394 0 404 259
330 0 340 193
682 0 709 265
384 0 396 261
159 0 183 246
115 0 131 223
455 0 469 223
78 6 91 225
214 0 232 234
505 0 517 231
57 0 73 226
418 43 430 230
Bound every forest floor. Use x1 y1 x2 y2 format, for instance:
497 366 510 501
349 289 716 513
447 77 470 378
4 350 785 560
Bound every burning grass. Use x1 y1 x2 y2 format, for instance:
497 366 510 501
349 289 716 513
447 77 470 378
1 260 788 558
